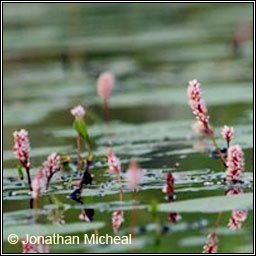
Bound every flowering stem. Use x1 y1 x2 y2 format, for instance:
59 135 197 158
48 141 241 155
79 159 93 191
130 191 138 238
25 167 32 191
214 212 223 228
210 136 227 167
117 172 123 201
77 135 82 171
103 100 110 122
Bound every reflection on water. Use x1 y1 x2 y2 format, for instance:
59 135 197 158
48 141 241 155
3 3 253 254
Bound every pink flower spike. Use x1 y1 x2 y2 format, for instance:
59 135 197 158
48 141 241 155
13 129 31 169
43 153 60 179
97 72 115 102
162 172 175 197
32 167 47 199
70 105 86 118
22 238 37 253
228 216 242 230
226 145 244 184
126 159 141 191
112 210 124 233
202 232 218 253
221 125 234 144
187 79 213 136
107 148 121 174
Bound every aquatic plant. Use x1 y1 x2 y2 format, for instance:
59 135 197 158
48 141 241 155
221 125 234 148
21 236 50 253
226 145 244 184
202 232 218 253
97 72 115 121
13 129 32 191
43 152 61 187
107 148 122 200
31 167 47 199
112 210 124 234
70 105 91 170
187 79 226 166
126 159 141 192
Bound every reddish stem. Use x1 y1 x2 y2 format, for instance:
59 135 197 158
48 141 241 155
103 100 110 122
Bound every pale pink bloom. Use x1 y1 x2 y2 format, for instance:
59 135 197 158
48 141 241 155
21 236 50 253
221 125 234 144
70 105 86 118
36 238 50 253
193 140 208 152
32 167 47 199
107 148 121 174
202 232 218 253
13 129 31 169
226 187 243 195
97 72 115 102
168 212 182 222
43 153 60 179
187 79 213 136
191 121 205 135
228 216 242 230
126 159 141 191
226 145 244 183
162 172 175 196
22 238 37 253
232 210 248 222
112 210 124 233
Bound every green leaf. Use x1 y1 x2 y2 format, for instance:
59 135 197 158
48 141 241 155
157 193 253 213
17 164 24 180
73 118 92 149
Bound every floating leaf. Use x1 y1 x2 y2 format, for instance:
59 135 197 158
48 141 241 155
157 193 253 213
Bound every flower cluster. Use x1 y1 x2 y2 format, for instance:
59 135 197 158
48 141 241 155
13 129 31 169
187 79 213 136
43 153 60 179
107 148 121 174
70 105 86 118
228 210 248 230
126 159 141 191
97 72 115 102
226 188 248 230
112 210 124 233
22 236 50 253
162 172 175 199
221 125 234 144
31 167 47 199
226 145 244 183
202 232 218 253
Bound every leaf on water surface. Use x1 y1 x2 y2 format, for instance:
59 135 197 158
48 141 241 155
179 236 206 247
157 193 253 213
3 222 105 241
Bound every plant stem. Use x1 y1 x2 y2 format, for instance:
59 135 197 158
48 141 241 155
77 135 82 171
130 191 138 238
25 167 32 191
214 212 223 228
103 100 110 122
210 136 227 167
117 172 123 201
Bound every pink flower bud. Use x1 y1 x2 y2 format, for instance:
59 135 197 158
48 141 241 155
32 167 47 199
43 153 60 179
70 105 86 118
112 210 124 233
107 148 121 174
221 125 234 144
126 159 141 191
97 72 115 102
13 129 31 169
162 172 175 196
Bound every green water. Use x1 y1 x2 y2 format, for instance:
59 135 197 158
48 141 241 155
3 3 253 253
